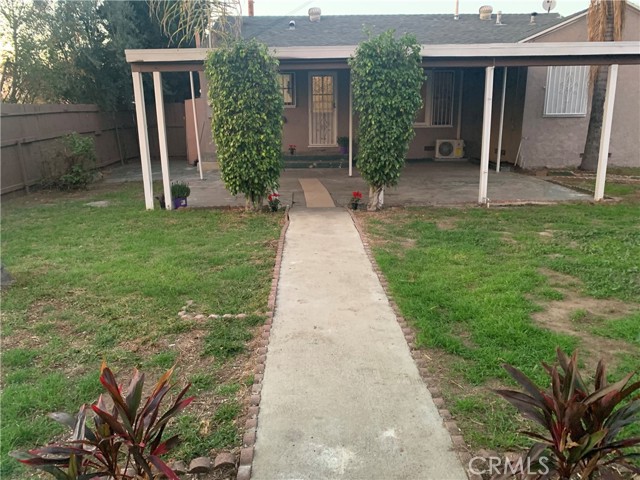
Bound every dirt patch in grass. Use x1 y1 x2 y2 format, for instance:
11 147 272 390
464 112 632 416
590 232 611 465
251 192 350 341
171 324 261 456
500 232 518 245
435 218 458 230
1 298 88 356
417 345 530 457
533 269 639 369
354 210 416 250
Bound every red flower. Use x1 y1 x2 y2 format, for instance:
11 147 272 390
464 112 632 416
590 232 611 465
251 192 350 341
352 191 363 199
268 193 280 202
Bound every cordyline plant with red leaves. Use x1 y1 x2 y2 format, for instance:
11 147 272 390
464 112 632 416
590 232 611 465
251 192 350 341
11 362 194 480
495 348 640 479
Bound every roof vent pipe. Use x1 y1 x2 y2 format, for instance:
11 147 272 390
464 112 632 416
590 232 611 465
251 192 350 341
454 0 459 20
289 20 295 30
308 7 321 22
530 11 538 24
495 10 503 25
479 5 493 20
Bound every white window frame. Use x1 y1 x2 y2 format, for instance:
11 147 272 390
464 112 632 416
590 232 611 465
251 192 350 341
543 65 589 117
279 72 296 108
414 69 456 128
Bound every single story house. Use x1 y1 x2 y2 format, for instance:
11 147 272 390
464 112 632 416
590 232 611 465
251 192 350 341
193 5 640 169
125 4 640 209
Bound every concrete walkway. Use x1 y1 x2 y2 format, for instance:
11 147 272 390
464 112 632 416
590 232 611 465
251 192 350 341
297 178 336 207
252 208 467 480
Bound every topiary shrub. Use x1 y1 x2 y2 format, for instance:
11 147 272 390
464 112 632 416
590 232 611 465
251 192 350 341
205 40 283 210
349 30 423 210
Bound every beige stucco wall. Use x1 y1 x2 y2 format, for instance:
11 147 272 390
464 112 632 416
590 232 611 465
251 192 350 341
194 64 529 164
520 8 640 168
278 67 529 162
281 69 353 155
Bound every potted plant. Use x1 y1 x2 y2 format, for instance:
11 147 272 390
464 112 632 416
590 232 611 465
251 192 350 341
288 144 296 155
171 181 191 209
350 191 363 210
267 192 281 212
337 136 349 154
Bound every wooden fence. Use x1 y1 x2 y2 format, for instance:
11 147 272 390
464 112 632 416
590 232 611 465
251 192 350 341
1 103 187 195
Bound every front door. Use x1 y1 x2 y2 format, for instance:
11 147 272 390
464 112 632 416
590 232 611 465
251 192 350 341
309 73 337 146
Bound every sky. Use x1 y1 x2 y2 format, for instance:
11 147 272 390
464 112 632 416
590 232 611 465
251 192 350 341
252 0 590 17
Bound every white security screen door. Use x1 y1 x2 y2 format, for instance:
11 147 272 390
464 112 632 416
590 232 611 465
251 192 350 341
309 73 337 146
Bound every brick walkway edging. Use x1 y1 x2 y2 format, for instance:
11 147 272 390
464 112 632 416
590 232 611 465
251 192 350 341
347 207 479 480
236 206 291 480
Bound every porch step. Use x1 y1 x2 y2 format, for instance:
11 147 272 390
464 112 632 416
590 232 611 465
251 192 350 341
283 155 350 169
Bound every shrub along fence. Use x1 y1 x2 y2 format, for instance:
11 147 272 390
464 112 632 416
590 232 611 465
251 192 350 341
1 103 187 195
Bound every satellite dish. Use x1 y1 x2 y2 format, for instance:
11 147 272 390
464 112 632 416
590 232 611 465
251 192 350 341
542 0 557 13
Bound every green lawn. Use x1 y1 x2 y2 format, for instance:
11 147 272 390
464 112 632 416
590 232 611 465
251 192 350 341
0 183 283 478
362 190 640 452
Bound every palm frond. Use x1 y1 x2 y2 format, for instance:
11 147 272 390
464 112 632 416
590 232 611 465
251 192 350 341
148 0 242 47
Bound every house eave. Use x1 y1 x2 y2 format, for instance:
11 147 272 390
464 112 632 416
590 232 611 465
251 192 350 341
125 41 640 71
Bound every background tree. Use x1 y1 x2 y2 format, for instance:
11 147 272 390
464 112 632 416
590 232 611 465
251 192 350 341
0 0 191 109
0 0 52 103
205 40 283 210
580 0 626 171
349 31 423 211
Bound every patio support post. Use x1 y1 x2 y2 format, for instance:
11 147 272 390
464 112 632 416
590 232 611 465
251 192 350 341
132 71 154 210
189 71 204 180
478 66 494 205
349 71 353 177
594 64 618 201
496 67 508 172
153 71 173 210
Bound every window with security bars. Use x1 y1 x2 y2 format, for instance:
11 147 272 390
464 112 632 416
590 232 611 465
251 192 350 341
279 73 295 107
415 70 455 127
544 66 589 117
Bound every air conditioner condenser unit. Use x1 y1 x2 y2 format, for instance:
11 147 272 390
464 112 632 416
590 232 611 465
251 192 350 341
435 139 465 159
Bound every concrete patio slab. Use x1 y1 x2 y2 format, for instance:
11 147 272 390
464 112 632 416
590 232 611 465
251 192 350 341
100 160 590 208
251 208 467 480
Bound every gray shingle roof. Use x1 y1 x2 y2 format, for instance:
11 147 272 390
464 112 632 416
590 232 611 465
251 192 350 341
240 12 582 47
